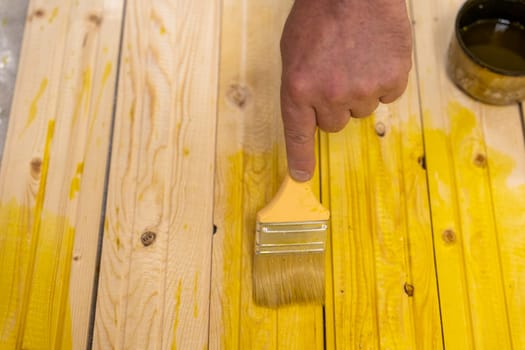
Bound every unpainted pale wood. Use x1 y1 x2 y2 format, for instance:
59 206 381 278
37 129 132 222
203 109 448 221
411 0 516 347
93 0 220 349
0 0 123 349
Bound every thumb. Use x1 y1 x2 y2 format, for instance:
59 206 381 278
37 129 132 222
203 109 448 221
281 95 317 182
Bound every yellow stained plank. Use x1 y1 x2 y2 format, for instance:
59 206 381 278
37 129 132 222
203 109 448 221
210 0 324 348
0 0 123 349
93 0 220 348
324 58 441 348
482 106 525 348
412 0 517 348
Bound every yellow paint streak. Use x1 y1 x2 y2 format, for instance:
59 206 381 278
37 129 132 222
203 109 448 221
171 280 183 350
193 272 199 319
160 25 166 35
183 148 190 156
25 78 49 129
88 62 112 138
72 68 93 125
69 162 84 199
102 61 112 85
48 7 59 23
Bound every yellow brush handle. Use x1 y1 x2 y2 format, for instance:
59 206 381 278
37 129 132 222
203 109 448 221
256 173 329 223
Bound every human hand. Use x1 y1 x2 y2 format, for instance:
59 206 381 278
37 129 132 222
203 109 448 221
280 0 412 181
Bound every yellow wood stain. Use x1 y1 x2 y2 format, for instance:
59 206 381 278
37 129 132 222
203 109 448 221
193 272 199 319
160 25 166 35
48 7 59 24
423 103 520 348
25 78 48 129
214 151 243 348
171 279 183 350
183 148 190 156
212 145 321 348
69 162 84 199
88 62 113 138
72 68 92 124
0 200 74 349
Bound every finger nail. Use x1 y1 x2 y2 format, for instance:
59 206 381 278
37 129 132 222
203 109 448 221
290 169 311 182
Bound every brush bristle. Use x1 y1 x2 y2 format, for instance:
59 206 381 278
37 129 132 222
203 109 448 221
252 251 325 307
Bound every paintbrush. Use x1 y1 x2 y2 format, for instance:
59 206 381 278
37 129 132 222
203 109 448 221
253 173 329 307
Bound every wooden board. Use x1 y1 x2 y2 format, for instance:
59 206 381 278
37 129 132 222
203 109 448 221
0 0 123 348
209 0 324 348
1 0 524 348
411 0 524 348
322 71 442 348
92 0 220 348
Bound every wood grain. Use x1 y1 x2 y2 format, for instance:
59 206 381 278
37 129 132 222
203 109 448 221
0 0 123 348
482 105 525 349
411 0 519 348
92 0 220 348
322 7 443 346
210 0 324 348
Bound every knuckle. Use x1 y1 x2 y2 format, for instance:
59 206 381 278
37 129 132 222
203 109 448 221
284 127 314 145
318 75 348 104
350 81 376 100
318 117 346 132
283 71 312 100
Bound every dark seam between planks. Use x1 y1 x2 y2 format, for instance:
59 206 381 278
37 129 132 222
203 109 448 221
408 0 447 348
86 0 128 348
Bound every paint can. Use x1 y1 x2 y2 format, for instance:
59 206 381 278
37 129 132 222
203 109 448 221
447 0 525 105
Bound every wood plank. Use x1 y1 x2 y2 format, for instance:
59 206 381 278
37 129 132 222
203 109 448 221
92 0 220 348
325 60 441 348
210 0 324 348
320 131 336 350
411 0 515 347
482 105 525 348
0 0 123 348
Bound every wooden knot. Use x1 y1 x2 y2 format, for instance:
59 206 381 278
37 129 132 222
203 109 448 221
33 8 45 19
87 13 103 27
141 231 156 247
374 122 386 137
404 283 414 297
226 83 250 108
442 229 456 244
473 153 486 168
417 155 426 170
30 157 42 177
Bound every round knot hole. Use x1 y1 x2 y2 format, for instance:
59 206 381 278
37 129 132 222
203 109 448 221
374 122 386 137
442 229 456 244
141 231 157 246
404 283 414 297
474 153 487 168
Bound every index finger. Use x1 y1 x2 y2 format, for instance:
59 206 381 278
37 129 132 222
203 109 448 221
281 91 317 182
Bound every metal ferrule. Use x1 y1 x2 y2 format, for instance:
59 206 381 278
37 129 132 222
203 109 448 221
255 220 328 254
